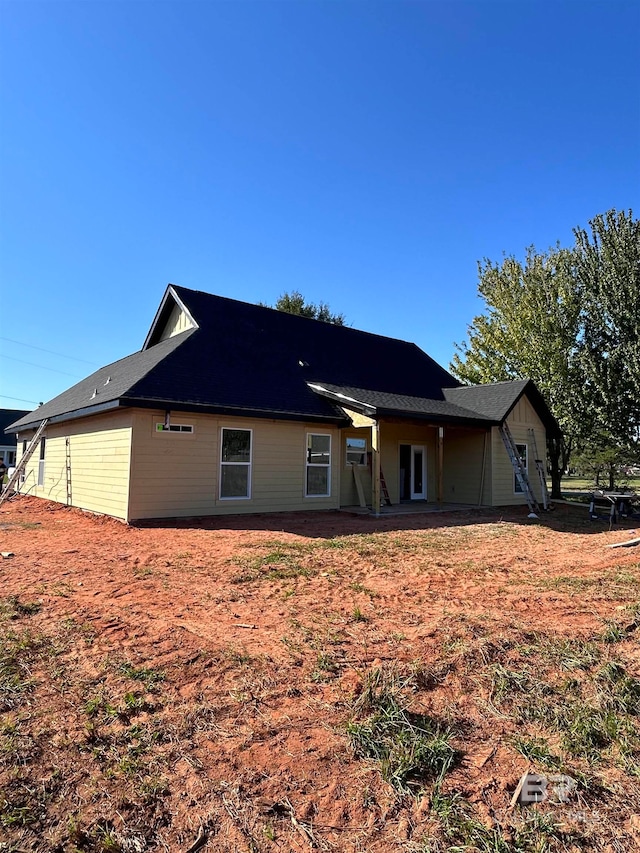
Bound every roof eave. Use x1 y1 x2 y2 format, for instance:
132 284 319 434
7 400 123 433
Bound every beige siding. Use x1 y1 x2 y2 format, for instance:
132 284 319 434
443 428 492 505
376 422 437 504
15 411 132 520
491 399 546 506
158 303 194 341
128 410 341 520
340 427 372 506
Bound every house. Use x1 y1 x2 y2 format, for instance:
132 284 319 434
5 285 559 522
0 409 29 468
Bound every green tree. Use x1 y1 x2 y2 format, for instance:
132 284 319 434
267 290 346 325
450 246 582 498
574 209 640 453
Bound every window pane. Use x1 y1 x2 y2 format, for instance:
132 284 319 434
307 434 330 465
346 437 366 465
221 465 249 498
307 467 329 496
222 429 251 463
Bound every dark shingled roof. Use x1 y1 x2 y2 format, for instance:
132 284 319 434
7 286 559 436
7 285 462 431
1 410 30 442
308 383 496 427
444 380 561 435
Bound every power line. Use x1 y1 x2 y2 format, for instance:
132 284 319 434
0 336 99 366
0 354 83 378
0 394 40 406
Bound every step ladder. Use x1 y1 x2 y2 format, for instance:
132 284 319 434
379 468 392 507
499 423 539 517
528 428 550 510
65 436 72 506
0 419 48 507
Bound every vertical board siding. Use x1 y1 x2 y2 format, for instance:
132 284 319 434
491 399 546 506
442 428 491 505
128 410 341 519
340 428 372 506
15 411 133 520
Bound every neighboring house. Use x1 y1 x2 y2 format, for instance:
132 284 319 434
0 409 29 468
6 285 559 522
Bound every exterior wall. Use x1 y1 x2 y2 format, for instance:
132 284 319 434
442 427 491 505
340 427 372 506
158 304 194 341
16 411 133 520
377 422 437 504
127 410 341 520
491 396 547 506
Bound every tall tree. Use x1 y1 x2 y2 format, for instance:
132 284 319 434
450 246 582 498
268 290 346 325
574 209 640 452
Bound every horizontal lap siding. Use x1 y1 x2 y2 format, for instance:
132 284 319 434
128 411 341 520
15 412 132 520
492 396 546 506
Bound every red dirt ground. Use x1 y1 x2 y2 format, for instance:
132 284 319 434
1 496 639 852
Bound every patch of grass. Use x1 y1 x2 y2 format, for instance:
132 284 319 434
351 605 368 623
347 667 456 792
231 545 316 583
0 629 42 710
426 791 578 852
118 662 165 688
0 596 42 620
510 735 562 768
349 581 378 598
311 651 340 682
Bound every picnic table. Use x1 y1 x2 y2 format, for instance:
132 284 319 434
589 489 640 522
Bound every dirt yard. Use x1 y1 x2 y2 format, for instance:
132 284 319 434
1 496 639 852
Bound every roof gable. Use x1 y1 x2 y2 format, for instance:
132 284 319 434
444 380 560 435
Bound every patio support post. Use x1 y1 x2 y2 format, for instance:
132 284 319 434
372 421 381 517
437 426 444 505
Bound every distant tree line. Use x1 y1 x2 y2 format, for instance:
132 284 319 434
451 208 640 496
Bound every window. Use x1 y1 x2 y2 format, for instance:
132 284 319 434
514 443 528 493
220 428 252 499
37 438 46 487
306 433 331 497
346 436 367 466
156 423 194 433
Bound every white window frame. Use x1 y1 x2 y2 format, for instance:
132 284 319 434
305 433 331 498
37 437 46 487
345 435 367 466
155 422 194 434
514 443 528 494
219 427 252 500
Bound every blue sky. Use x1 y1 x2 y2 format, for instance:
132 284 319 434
1 0 638 411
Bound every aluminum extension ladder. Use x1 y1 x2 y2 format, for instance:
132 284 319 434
0 419 48 507
499 423 540 516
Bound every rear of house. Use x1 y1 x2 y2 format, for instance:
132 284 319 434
7 286 558 522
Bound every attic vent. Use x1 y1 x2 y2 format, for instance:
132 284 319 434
91 388 98 399
298 360 309 368
104 376 111 385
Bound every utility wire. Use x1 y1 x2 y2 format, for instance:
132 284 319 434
0 354 83 378
0 394 40 406
0 336 99 366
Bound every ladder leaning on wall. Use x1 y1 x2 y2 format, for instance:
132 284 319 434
528 427 550 511
0 419 49 508
498 422 540 517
